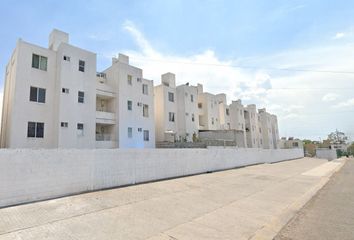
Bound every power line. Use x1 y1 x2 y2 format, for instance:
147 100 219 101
129 57 354 75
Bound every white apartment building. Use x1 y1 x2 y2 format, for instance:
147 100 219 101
176 83 199 142
1 29 96 148
197 84 227 131
101 54 155 148
258 108 279 149
154 73 178 142
244 104 262 148
229 99 247 145
0 29 155 149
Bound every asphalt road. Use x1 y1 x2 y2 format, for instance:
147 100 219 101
275 158 354 240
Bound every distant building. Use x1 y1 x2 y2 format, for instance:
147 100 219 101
154 73 178 142
176 83 199 142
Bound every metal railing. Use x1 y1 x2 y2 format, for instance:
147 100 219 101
96 134 113 141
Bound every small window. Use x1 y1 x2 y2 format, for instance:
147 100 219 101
212 118 214 125
27 122 44 138
259 128 262 133
137 77 142 82
62 88 69 94
32 54 47 71
191 94 194 102
29 87 46 103
79 60 85 72
142 84 148 95
78 91 84 103
61 122 68 127
144 130 149 141
168 92 174 102
169 112 175 122
185 113 189 116
128 127 133 138
138 128 142 132
226 108 230 116
198 103 202 109
127 75 132 85
77 123 84 136
127 100 132 110
63 56 70 61
143 104 149 117
192 113 195 122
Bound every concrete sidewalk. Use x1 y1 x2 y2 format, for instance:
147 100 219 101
275 157 354 240
0 157 345 240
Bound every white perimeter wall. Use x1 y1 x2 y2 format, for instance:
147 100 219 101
0 148 304 208
316 148 337 160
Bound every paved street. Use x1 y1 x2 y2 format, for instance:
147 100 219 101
0 157 345 240
275 157 354 240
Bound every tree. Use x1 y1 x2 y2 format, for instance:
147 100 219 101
327 129 348 144
348 142 354 155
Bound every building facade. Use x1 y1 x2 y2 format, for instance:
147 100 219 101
0 30 155 149
1 29 280 149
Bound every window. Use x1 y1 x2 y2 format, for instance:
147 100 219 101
77 123 84 136
226 108 230 116
62 88 69 94
61 122 68 127
142 84 148 95
137 77 142 82
78 91 84 103
168 92 174 102
32 54 47 71
79 60 85 72
144 130 149 141
27 122 44 138
128 127 133 138
186 113 189 116
192 113 195 122
212 118 214 125
127 75 132 85
169 112 175 122
29 87 46 103
191 94 194 102
138 128 142 132
63 56 70 61
259 128 262 133
198 103 202 109
143 104 149 117
127 100 132 110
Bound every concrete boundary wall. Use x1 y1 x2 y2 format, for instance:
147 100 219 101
0 148 304 208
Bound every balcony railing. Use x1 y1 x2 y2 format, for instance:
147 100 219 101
96 133 113 141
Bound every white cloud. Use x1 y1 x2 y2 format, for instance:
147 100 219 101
333 98 354 108
334 32 345 39
109 20 354 139
322 93 339 102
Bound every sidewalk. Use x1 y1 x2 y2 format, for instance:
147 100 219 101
275 157 353 240
0 157 345 240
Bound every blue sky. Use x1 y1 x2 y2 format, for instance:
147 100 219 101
1 0 354 141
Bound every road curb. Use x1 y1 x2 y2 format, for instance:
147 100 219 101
250 158 348 240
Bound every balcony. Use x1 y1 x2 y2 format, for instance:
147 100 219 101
96 126 116 149
96 111 116 125
96 72 116 98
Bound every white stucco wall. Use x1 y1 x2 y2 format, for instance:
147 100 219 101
316 148 337 160
0 148 304 207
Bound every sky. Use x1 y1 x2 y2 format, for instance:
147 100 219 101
0 0 354 141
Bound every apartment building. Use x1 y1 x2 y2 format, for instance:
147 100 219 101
258 108 279 149
0 30 155 149
154 73 178 142
101 54 155 148
197 84 227 131
244 104 262 148
1 29 96 148
176 83 199 142
229 99 247 146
